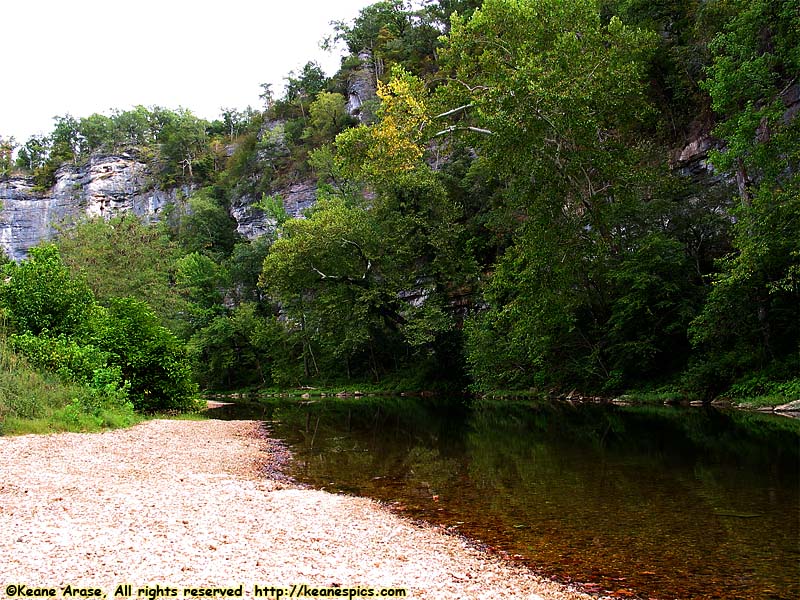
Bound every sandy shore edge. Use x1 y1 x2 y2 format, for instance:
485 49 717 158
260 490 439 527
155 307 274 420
0 419 600 600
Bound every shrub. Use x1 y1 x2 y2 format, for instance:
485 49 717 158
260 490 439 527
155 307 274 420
0 244 95 336
88 297 200 412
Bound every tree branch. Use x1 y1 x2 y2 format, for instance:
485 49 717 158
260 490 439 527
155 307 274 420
433 125 493 137
341 238 372 279
433 104 475 120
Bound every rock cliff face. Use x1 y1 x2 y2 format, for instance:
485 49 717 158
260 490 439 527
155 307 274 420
229 180 317 240
0 149 316 261
0 53 384 260
0 154 187 261
346 51 378 123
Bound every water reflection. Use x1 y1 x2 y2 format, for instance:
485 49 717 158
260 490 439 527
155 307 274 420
208 397 800 600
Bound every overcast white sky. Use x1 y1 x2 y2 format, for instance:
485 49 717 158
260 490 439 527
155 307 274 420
1 0 375 143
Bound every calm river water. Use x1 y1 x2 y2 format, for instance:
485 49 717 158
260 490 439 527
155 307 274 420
208 396 799 600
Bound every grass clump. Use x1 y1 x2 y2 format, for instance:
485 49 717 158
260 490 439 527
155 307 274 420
0 339 141 436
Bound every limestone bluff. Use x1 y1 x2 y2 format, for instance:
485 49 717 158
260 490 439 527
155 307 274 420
0 52 379 262
0 150 318 262
0 153 185 261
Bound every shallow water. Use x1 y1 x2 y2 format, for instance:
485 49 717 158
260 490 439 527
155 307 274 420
209 397 800 600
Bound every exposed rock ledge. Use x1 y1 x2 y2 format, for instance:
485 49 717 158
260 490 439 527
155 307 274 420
0 420 596 600
0 154 187 261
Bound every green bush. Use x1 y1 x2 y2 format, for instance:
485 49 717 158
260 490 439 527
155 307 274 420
88 297 199 412
0 244 95 336
0 245 199 415
0 336 137 435
9 333 110 384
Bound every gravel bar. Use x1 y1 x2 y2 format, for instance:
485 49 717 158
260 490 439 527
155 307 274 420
0 419 599 600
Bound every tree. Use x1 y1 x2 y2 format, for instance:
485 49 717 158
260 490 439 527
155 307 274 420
260 154 470 383
55 215 191 334
282 61 329 121
331 0 443 79
78 113 115 154
173 187 241 262
335 66 432 181
87 297 198 412
153 108 211 185
175 252 229 330
49 115 81 164
0 136 16 176
111 105 155 148
218 107 246 140
303 92 355 145
332 0 411 55
259 83 275 110
0 244 95 337
15 135 50 172
430 0 698 390
260 195 380 379
187 302 281 389
687 0 800 390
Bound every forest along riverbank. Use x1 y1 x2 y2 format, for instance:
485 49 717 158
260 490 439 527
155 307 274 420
0 419 596 600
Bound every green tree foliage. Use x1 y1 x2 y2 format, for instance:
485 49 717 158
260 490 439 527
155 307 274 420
284 62 329 105
0 136 16 176
260 159 470 384
77 113 115 153
0 245 95 336
175 252 229 330
701 0 799 186
331 0 442 77
303 92 356 145
87 297 198 412
226 236 273 304
431 0 699 390
603 0 736 139
333 0 411 55
153 107 212 185
260 195 385 380
686 0 800 393
187 302 281 389
15 135 49 172
55 215 190 334
0 333 136 434
0 246 198 413
173 187 241 262
9 333 110 384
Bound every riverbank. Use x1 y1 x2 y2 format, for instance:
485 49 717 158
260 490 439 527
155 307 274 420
205 385 800 414
0 419 598 600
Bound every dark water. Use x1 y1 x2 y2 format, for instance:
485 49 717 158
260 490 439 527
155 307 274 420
209 397 800 600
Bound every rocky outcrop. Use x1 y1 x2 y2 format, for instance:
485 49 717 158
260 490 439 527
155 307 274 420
346 51 378 123
228 118 319 240
230 180 318 240
0 154 187 261
672 83 800 187
0 129 319 259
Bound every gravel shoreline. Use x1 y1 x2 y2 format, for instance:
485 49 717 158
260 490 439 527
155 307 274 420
0 419 598 599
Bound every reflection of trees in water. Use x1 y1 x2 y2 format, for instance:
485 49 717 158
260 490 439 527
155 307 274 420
241 395 798 599
404 446 460 500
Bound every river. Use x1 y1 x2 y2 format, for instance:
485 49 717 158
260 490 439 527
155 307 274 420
209 396 800 600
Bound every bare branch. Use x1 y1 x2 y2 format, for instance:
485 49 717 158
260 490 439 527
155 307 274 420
447 78 490 93
433 125 493 137
433 104 475 120
310 264 332 280
341 238 372 279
